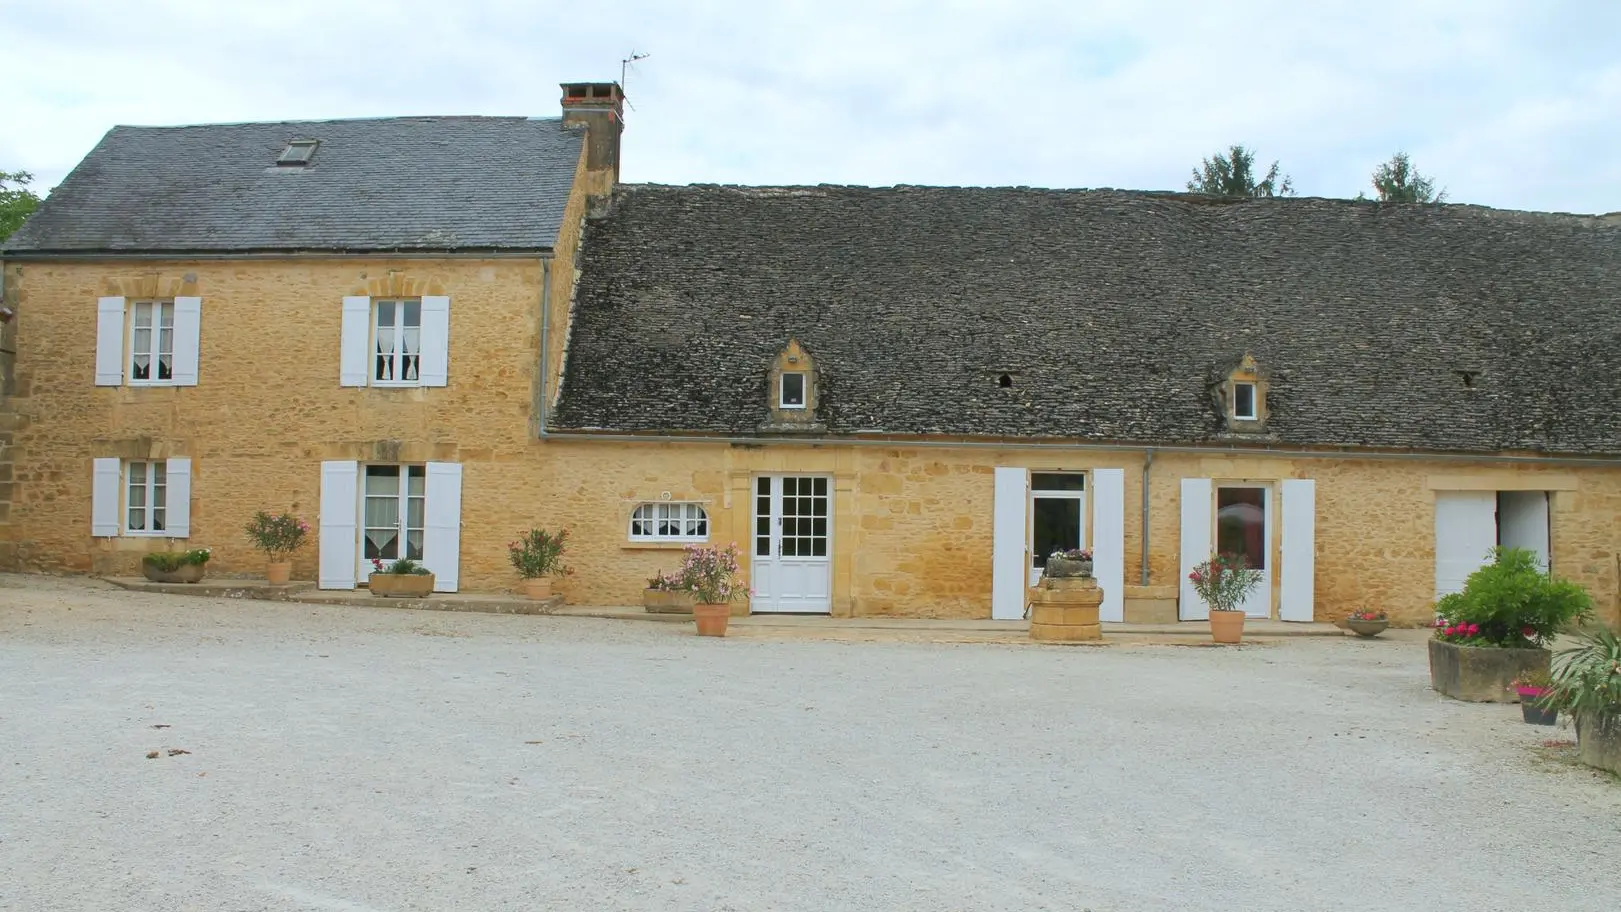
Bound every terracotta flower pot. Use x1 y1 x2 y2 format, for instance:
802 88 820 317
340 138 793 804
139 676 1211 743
693 602 731 637
523 577 553 600
1209 609 1246 644
266 561 293 585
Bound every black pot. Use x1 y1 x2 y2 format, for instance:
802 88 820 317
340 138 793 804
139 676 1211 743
1521 699 1558 726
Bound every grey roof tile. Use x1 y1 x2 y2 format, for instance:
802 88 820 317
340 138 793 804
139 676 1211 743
553 184 1621 455
3 116 583 254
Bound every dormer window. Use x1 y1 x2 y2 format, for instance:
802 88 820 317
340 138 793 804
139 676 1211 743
1232 381 1258 420
780 372 807 409
277 140 319 166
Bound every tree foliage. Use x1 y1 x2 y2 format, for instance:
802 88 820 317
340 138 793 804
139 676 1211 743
1187 144 1295 198
1 170 42 241
1367 152 1446 203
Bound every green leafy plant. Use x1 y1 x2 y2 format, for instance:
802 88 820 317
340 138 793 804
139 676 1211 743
1187 552 1262 613
1430 548 1592 647
676 543 747 604
508 528 570 579
1546 627 1621 720
370 558 432 576
243 511 309 560
142 549 212 572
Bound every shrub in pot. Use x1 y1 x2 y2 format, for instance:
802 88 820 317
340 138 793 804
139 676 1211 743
367 558 435 598
1428 547 1592 703
1188 552 1262 644
1546 627 1621 775
508 528 570 600
141 548 212 584
677 544 747 637
243 511 309 585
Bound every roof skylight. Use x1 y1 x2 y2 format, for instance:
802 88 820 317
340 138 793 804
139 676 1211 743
277 140 319 166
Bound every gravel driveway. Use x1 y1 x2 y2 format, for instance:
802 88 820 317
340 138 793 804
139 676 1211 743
2 574 1617 912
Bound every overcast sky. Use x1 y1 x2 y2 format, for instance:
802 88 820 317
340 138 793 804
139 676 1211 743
4 0 1618 213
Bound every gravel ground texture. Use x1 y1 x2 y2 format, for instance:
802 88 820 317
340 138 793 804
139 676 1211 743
2 574 1618 912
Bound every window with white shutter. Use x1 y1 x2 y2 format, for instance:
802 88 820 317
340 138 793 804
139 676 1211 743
341 296 450 388
96 296 202 387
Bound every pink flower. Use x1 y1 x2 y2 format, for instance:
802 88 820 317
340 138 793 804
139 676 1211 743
1467 624 1480 636
1444 626 1457 636
1522 626 1536 638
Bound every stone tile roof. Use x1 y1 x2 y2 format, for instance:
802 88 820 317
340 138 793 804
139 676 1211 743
2 117 583 255
554 184 1621 455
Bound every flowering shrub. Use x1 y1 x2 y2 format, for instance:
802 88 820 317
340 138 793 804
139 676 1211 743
371 558 432 576
1050 548 1093 562
1188 552 1262 613
1432 547 1592 647
676 544 747 604
244 512 309 560
1508 669 1552 693
1347 608 1388 622
142 548 212 571
646 571 684 591
508 528 570 579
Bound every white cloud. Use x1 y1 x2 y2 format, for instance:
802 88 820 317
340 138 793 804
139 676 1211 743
2 0 1617 212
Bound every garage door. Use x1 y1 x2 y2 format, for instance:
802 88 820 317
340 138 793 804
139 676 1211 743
1434 491 1497 599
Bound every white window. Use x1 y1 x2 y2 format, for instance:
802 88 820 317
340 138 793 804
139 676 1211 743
629 503 709 542
780 371 807 409
129 301 175 383
95 296 201 387
1232 381 1258 420
363 465 426 563
373 299 421 385
340 295 449 388
126 460 167 533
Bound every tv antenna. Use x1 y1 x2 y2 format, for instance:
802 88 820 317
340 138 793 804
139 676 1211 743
620 51 650 95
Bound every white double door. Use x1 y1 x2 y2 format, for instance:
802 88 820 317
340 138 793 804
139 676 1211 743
751 475 832 613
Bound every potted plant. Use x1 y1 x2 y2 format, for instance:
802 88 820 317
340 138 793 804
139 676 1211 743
243 511 309 585
367 558 435 598
507 528 570 600
1428 547 1592 703
677 543 747 637
1044 548 1094 579
643 571 697 614
1546 627 1621 775
141 548 212 584
1509 670 1558 726
1188 552 1262 644
1345 607 1389 638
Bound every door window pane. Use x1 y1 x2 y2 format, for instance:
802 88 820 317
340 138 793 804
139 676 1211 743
1216 487 1266 570
1031 497 1081 568
1031 473 1086 492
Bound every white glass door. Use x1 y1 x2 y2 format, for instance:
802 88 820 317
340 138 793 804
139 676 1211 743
752 475 832 613
1216 485 1271 618
1028 473 1086 587
360 465 425 577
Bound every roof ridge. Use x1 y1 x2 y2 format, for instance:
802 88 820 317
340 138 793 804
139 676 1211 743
112 114 561 130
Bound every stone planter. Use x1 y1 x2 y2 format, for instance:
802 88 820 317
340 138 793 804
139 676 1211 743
367 572 436 598
1209 609 1245 644
643 588 697 614
1575 712 1621 776
1044 557 1094 579
1029 577 1102 643
1427 639 1549 703
1345 618 1389 638
142 562 206 584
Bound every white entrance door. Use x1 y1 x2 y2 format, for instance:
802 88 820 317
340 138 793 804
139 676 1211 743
1216 485 1271 618
1028 473 1087 587
751 475 832 613
361 464 425 578
1435 491 1498 598
1498 491 1550 573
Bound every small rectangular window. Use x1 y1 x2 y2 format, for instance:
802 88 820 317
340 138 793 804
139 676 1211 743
373 299 422 385
1233 382 1258 420
780 372 807 409
125 460 168 534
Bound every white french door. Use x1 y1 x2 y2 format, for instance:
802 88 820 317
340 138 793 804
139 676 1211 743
1216 485 1272 618
1028 473 1087 587
751 475 832 613
360 465 425 577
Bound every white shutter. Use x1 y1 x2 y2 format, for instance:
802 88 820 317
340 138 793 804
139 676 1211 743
1091 468 1126 623
1434 491 1497 599
423 461 463 592
95 297 126 386
164 458 192 538
1179 478 1214 620
318 460 359 589
1279 479 1315 622
170 297 201 386
991 466 1027 620
92 457 121 536
339 296 371 387
1497 491 1550 574
418 295 450 387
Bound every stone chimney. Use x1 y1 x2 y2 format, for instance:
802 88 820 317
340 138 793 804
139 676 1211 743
560 82 625 188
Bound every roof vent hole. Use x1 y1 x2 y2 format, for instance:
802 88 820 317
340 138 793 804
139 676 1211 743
1456 370 1478 389
998 373 1014 389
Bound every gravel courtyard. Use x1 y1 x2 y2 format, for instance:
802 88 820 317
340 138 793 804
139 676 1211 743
2 575 1617 912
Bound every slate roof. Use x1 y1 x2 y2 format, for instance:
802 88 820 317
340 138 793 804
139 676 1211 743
2 117 583 254
554 184 1621 456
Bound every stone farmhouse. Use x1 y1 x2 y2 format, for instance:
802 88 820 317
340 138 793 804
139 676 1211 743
2 82 1618 627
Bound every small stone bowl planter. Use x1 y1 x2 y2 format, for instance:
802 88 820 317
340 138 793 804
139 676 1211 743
1345 618 1389 638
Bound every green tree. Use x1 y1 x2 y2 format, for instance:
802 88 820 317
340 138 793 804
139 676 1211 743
1 170 42 241
1187 144 1295 198
1365 152 1446 203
